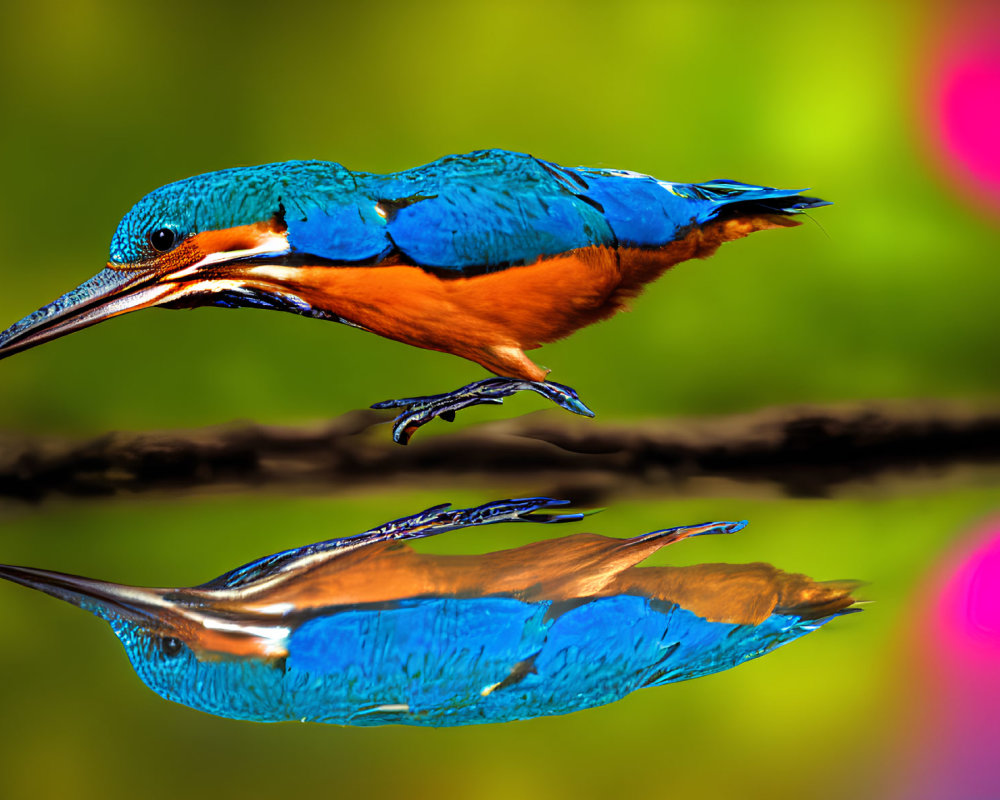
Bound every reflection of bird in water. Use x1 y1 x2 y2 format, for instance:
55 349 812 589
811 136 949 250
0 498 859 726
0 150 828 443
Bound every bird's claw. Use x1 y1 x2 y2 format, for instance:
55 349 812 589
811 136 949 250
349 498 585 548
526 380 596 418
458 497 585 526
371 378 595 445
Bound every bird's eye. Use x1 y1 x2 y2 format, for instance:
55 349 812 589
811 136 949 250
159 636 184 658
148 228 177 253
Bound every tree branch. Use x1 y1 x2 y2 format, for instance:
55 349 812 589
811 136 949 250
0 401 997 503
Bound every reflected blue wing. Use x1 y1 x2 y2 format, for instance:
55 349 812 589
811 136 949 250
282 596 844 725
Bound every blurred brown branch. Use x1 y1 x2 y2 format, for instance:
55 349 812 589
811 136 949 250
0 401 998 504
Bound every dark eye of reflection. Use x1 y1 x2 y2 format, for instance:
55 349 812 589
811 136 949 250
149 228 176 253
159 636 183 658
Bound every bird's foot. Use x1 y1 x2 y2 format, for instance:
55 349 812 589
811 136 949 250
371 377 595 445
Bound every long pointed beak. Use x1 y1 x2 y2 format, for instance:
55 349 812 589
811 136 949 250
0 267 180 361
0 227 293 361
0 563 168 624
0 563 291 658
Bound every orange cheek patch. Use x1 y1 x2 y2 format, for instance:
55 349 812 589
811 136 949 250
189 629 289 661
159 615 290 661
194 220 287 256
107 220 289 276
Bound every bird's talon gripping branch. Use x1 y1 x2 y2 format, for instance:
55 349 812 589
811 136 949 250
371 377 596 445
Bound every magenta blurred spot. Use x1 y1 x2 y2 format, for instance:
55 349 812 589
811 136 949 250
934 517 1000 664
940 58 1000 182
926 10 1000 213
897 516 1000 800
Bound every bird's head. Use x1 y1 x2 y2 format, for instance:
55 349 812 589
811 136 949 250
0 563 291 717
0 161 351 361
0 562 292 656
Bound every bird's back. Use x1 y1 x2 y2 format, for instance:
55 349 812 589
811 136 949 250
278 149 826 274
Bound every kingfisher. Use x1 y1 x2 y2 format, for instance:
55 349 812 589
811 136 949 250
0 150 829 442
0 497 858 726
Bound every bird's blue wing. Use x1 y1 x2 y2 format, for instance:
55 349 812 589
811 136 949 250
282 596 844 726
282 150 828 273
282 150 617 271
374 150 616 270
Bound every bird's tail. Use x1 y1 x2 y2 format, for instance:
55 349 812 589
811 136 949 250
684 179 831 222
774 576 865 621
605 179 830 309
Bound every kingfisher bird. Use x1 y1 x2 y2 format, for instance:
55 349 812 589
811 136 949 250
0 497 858 726
0 150 829 442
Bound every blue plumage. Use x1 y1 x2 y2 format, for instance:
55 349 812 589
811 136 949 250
107 150 827 272
119 595 837 726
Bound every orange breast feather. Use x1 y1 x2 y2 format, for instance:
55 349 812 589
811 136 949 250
250 213 797 379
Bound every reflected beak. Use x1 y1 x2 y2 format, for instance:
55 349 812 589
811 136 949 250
0 267 181 361
0 563 291 658
0 563 167 625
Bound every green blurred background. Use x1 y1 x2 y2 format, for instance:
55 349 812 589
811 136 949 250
0 1 996 798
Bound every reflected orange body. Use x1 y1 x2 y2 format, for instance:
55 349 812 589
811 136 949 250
166 521 856 658
214 531 857 628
